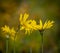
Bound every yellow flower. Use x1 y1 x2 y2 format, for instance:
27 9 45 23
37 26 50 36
30 20 38 30
37 19 54 30
20 23 32 34
1 25 10 33
19 13 34 34
19 13 29 25
19 13 54 34
1 25 16 36
10 28 16 36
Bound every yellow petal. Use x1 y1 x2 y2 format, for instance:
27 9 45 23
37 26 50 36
30 20 38 30
28 30 30 35
39 19 43 30
43 20 48 29
32 20 37 25
46 20 54 29
25 30 28 34
23 13 29 22
25 29 31 34
20 27 24 30
19 13 23 22
1 25 10 33
47 25 53 28
10 28 16 35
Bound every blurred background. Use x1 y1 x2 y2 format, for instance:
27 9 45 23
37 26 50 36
0 0 60 53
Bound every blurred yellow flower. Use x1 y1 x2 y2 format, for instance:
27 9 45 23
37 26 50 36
10 28 16 36
1 25 10 33
19 13 34 34
37 19 54 30
1 25 16 36
30 20 38 30
19 13 54 34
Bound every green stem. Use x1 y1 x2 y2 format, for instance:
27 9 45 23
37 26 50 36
6 38 9 53
41 33 43 53
39 31 44 53
13 35 16 53
13 24 20 53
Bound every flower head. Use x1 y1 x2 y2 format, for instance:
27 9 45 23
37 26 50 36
10 28 16 36
19 13 54 34
19 13 37 34
37 19 54 31
30 20 38 30
1 25 10 33
1 25 16 36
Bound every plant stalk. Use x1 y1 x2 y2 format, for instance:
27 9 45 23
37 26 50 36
39 31 44 53
14 36 16 53
41 33 43 53
13 24 20 53
6 36 9 53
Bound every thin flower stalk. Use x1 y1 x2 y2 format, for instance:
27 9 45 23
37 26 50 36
6 35 9 53
13 24 20 53
39 31 44 53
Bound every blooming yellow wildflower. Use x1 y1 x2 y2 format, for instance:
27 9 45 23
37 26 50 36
19 13 34 34
30 20 38 30
37 19 54 30
1 25 10 33
10 28 16 36
1 25 16 36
